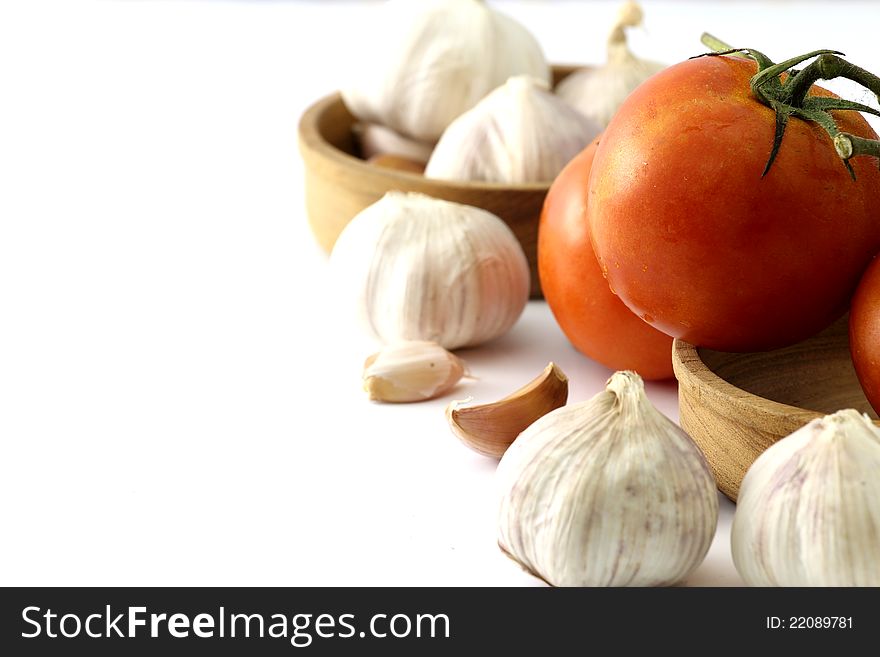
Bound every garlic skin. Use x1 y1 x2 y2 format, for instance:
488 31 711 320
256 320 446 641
447 362 569 458
556 1 664 128
342 0 550 143
354 122 434 164
329 192 529 350
425 76 601 184
364 341 466 403
731 409 880 587
497 371 718 587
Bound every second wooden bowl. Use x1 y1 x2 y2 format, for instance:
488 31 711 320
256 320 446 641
298 67 578 298
672 315 880 501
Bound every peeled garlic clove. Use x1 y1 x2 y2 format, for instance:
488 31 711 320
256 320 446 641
354 122 434 164
731 409 880 587
330 191 530 350
363 341 467 403
342 0 549 142
556 1 665 127
447 362 568 458
497 371 718 587
425 75 601 184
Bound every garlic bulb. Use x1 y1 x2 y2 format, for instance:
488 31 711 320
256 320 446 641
329 192 529 350
425 76 601 184
364 341 467 403
341 0 550 143
556 1 664 128
497 371 718 587
354 122 434 164
731 409 880 587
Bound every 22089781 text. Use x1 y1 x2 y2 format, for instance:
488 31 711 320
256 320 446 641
766 617 853 629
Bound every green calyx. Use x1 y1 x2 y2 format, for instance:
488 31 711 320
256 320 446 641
696 33 880 179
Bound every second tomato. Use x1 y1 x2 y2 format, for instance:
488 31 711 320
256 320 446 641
538 137 674 380
850 255 880 415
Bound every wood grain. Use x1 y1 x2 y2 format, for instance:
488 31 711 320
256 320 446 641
298 66 579 298
673 315 880 501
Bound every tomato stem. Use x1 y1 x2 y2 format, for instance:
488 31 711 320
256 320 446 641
697 35 880 178
700 33 749 60
785 54 880 109
836 133 880 160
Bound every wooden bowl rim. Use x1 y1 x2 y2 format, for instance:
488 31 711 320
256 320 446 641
671 338 824 427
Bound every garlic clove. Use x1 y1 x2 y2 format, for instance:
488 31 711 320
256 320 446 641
363 340 467 403
425 75 601 184
556 1 665 127
447 362 568 458
342 0 549 143
497 370 718 587
731 409 880 587
329 191 530 350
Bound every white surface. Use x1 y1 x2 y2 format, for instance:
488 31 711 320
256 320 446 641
2 0 879 586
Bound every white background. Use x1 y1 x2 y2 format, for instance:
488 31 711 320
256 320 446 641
2 0 878 586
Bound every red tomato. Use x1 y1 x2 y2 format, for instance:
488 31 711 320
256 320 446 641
851 255 880 414
588 55 880 352
538 136 674 380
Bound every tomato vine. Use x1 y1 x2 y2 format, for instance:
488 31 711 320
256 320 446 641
699 33 880 178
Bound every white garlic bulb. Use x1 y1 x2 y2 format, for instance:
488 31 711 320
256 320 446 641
363 341 467 403
731 409 880 587
556 1 664 128
497 371 719 587
329 192 529 350
341 0 550 143
425 76 601 184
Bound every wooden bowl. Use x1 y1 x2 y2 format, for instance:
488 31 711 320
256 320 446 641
298 66 579 298
673 315 880 501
